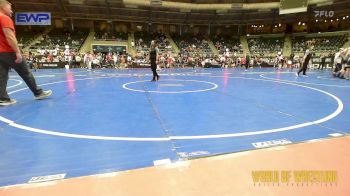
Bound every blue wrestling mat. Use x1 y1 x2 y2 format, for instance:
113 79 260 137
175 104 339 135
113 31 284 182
0 68 349 186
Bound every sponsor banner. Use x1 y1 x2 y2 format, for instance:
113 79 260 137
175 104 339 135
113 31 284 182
252 139 292 148
28 173 66 183
15 12 51 25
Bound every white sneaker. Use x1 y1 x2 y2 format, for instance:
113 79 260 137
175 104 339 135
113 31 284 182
0 99 16 106
35 90 52 100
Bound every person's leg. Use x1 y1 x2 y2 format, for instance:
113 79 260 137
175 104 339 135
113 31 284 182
10 55 43 96
297 66 303 75
0 57 10 101
302 64 307 75
151 63 157 81
156 67 160 81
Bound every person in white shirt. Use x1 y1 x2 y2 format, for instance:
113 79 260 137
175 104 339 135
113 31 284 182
113 53 118 68
220 55 226 68
276 52 284 69
39 48 45 55
92 56 100 69
333 48 345 73
343 48 350 79
64 48 70 62
127 55 132 66
84 52 93 70
293 55 300 69
75 55 82 67
160 55 165 68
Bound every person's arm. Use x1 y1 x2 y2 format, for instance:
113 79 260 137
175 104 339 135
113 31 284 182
2 28 22 63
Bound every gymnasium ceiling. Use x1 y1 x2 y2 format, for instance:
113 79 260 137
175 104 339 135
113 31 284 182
10 0 350 25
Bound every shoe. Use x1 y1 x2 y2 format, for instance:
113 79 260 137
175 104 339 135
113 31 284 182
295 73 299 77
151 78 156 82
35 90 52 100
156 75 160 81
302 74 308 77
0 99 16 106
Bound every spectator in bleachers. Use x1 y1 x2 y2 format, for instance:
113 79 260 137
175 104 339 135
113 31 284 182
293 35 347 53
94 30 128 41
248 37 284 56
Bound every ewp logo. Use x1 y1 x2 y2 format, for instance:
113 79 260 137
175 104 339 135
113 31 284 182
15 12 51 26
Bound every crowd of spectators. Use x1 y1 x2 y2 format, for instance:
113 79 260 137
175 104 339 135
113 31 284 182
134 31 172 54
292 34 348 53
172 33 212 56
212 35 243 55
94 30 128 41
248 37 284 55
20 28 349 75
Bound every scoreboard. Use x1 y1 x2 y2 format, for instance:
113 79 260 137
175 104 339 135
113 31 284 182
279 0 308 15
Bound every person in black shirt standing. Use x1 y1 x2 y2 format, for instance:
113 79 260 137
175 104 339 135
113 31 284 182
296 49 312 76
149 40 160 81
318 53 326 70
245 53 250 70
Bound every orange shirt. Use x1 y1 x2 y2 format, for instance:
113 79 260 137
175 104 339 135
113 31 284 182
0 14 16 52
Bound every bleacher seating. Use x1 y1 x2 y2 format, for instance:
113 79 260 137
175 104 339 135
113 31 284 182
134 31 173 54
172 33 212 56
292 35 348 53
94 31 128 41
247 37 284 55
17 26 45 48
211 35 243 54
31 28 89 51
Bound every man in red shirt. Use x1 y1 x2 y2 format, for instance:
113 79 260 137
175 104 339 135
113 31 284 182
0 0 52 106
